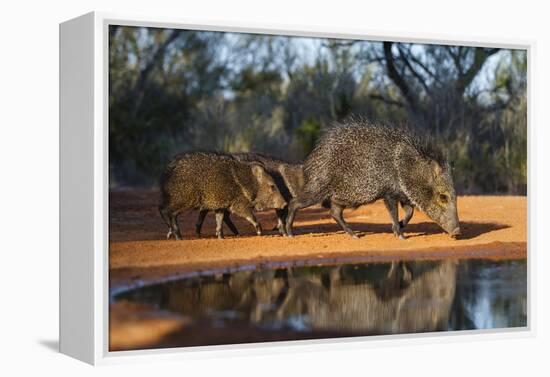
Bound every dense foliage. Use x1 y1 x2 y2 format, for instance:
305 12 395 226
109 26 527 194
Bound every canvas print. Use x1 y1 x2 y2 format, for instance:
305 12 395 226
108 25 527 351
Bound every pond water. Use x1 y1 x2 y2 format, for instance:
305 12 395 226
115 259 527 344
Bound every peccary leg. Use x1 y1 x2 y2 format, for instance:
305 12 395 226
214 210 225 239
195 210 208 236
285 195 318 237
159 205 182 240
387 262 412 287
233 207 262 235
159 205 173 239
222 211 239 235
399 202 414 229
247 214 263 236
401 262 413 285
275 208 288 236
166 225 174 239
163 211 183 240
171 213 183 240
387 261 398 279
384 197 406 240
196 210 239 236
252 220 263 236
330 202 358 238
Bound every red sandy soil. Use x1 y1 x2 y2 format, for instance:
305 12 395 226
109 301 366 351
109 190 527 289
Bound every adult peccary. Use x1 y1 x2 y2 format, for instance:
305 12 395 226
285 121 461 239
195 152 305 236
159 152 286 239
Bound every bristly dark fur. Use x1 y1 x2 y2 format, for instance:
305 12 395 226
158 151 286 239
161 150 234 185
331 117 447 168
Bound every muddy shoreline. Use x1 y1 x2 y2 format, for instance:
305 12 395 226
110 241 525 292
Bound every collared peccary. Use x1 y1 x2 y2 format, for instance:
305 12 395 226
159 152 286 239
195 151 414 236
285 121 461 239
195 152 305 236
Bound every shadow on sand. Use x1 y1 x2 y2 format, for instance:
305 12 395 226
291 220 509 240
109 194 509 241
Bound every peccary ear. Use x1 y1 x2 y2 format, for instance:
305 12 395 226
431 160 443 177
251 164 266 183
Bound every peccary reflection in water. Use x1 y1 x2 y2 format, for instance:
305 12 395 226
140 261 457 334
275 261 457 333
163 269 287 323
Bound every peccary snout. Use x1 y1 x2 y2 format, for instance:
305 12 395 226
440 205 460 237
440 212 461 237
450 226 461 238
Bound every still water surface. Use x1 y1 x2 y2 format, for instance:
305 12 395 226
116 259 527 337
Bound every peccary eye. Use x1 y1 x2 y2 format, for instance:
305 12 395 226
270 184 276 191
439 193 449 204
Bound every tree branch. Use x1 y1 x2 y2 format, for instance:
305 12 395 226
456 47 500 94
397 45 432 97
445 46 463 76
135 29 183 94
132 29 183 116
383 42 420 112
407 53 442 85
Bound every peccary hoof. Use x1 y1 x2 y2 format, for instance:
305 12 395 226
351 233 359 239
398 234 407 240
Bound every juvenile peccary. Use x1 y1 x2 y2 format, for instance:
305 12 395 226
195 152 305 236
159 152 286 239
285 121 460 239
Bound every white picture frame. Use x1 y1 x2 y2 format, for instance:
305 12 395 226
59 11 534 365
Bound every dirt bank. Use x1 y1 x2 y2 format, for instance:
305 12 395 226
109 190 527 289
109 301 367 351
